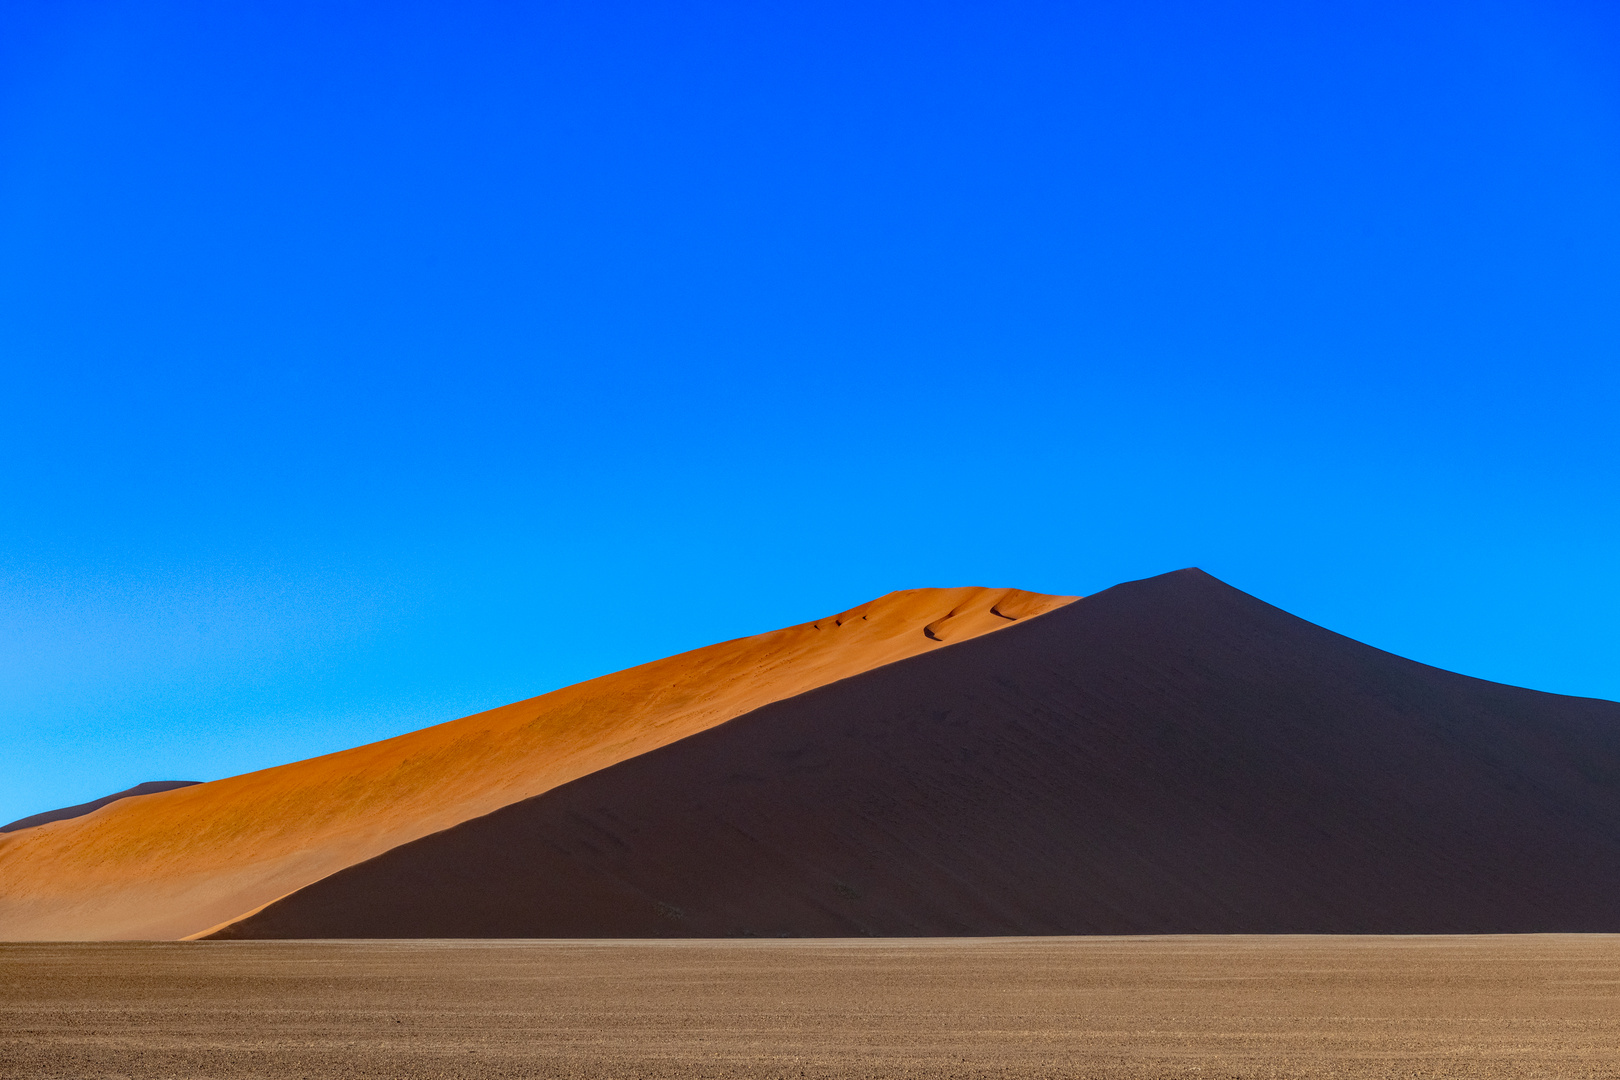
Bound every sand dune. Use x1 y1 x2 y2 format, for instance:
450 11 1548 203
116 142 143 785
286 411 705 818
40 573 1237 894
211 569 1620 938
0 781 199 834
0 587 1071 940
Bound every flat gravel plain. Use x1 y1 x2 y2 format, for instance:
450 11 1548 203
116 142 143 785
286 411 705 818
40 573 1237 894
3 936 1619 1079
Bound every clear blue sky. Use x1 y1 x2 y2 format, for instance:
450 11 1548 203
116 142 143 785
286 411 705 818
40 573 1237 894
2 0 1617 824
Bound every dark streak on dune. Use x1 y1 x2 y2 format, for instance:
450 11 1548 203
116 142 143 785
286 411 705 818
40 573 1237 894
1 782 202 834
209 570 1620 939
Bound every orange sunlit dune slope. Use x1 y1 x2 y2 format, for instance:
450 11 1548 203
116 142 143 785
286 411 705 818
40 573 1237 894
0 587 1075 940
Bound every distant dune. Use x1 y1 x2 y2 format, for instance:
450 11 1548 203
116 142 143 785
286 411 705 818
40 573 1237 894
0 782 200 834
0 587 1070 941
210 569 1620 938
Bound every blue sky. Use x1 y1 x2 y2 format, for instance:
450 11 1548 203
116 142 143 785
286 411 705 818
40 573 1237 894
2 0 1617 824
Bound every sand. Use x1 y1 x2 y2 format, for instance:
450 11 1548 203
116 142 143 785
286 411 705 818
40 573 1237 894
214 569 1620 939
4 936 1620 1078
0 587 1072 941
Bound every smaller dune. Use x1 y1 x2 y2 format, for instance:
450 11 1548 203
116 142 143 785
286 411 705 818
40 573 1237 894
1 782 201 834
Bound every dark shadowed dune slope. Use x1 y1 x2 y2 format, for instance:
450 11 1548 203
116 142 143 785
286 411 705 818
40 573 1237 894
210 569 1620 938
1 782 201 834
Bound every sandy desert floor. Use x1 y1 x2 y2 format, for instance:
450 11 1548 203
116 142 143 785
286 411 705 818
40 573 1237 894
4 936 1619 1079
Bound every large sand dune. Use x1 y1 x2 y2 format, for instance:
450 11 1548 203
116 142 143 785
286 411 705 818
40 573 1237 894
211 569 1620 938
0 587 1070 940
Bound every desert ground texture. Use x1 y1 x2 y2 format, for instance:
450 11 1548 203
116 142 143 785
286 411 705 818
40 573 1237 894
4 936 1619 1079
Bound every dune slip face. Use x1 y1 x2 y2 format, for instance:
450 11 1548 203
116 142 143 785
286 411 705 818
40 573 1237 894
0 587 1071 941
211 569 1620 939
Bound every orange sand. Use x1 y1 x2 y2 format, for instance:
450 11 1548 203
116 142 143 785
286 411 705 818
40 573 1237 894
0 587 1073 941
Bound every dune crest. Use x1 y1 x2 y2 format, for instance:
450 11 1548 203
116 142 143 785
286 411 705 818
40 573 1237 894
0 586 1074 941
